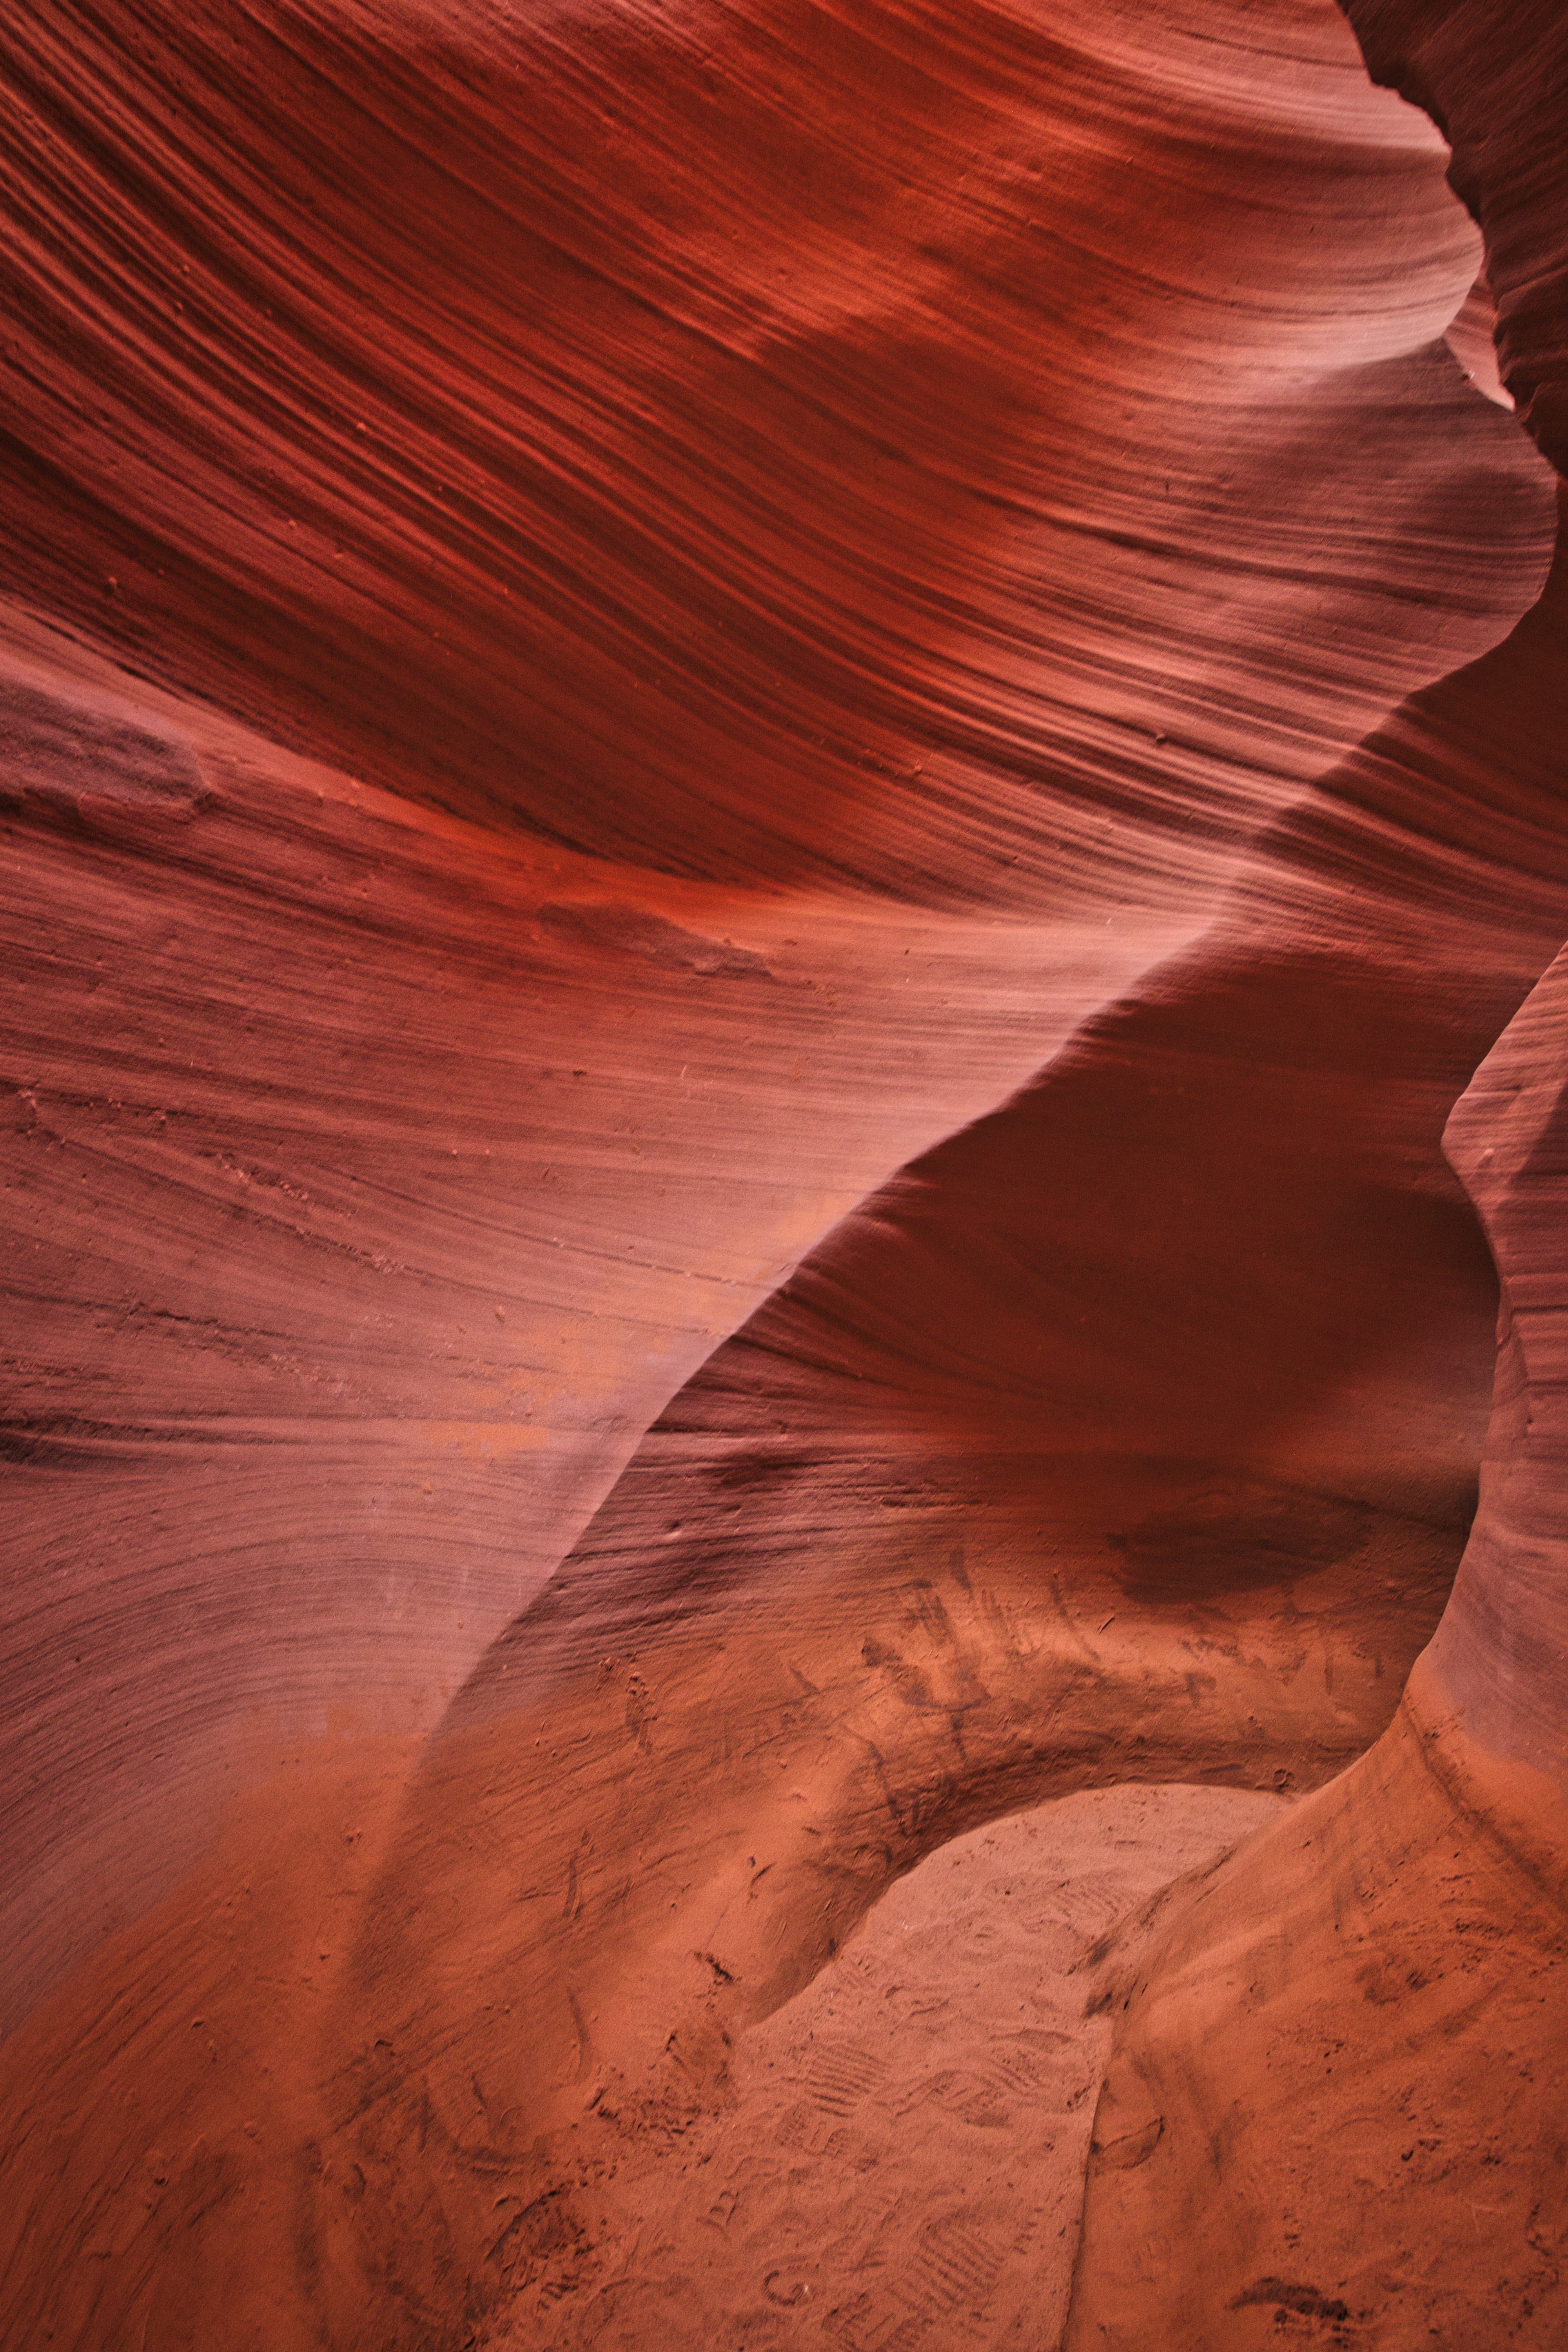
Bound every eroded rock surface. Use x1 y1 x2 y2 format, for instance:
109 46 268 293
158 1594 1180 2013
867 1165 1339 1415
0 0 1565 2347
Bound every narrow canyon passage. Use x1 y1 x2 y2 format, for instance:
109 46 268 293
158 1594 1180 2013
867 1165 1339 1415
1 2 1566 2348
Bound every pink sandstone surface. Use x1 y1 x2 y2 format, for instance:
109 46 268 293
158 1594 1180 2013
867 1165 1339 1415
0 1 1564 2346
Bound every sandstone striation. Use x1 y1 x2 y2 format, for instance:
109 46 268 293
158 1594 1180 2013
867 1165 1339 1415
0 1 1564 2347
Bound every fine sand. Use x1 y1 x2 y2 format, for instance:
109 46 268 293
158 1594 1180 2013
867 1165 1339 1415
485 1781 1290 2351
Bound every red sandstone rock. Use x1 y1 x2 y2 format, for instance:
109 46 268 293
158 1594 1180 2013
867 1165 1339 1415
1059 10 1568 2343
0 1 1565 2347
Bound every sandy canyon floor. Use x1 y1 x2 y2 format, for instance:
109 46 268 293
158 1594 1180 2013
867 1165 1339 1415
481 1784 1291 2352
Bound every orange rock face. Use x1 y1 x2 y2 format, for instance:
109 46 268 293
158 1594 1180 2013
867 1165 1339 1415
0 2 1564 2347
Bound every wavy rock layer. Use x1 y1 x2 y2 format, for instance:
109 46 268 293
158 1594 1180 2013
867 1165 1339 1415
0 0 1566 2348
1061 936 1568 2352
1063 7 1568 2346
1064 1675 1568 2349
0 0 1537 887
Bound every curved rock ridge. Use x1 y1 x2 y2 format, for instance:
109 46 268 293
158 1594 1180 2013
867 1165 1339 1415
1345 0 1568 466
1058 9 1568 2342
1430 940 1568 1787
0 0 1533 893
1062 952 1568 2347
2 612 1174 2034
2 0 1552 2045
0 0 1566 2348
278 510 1568 2351
1062 1680 1567 2349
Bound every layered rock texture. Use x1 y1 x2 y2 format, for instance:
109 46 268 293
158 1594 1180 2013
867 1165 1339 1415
0 1 1564 2347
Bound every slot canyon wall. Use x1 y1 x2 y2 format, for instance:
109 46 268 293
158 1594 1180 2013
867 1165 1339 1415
0 1 1563 2347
